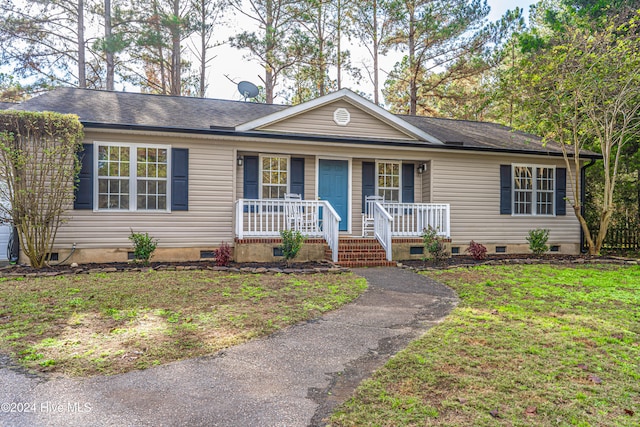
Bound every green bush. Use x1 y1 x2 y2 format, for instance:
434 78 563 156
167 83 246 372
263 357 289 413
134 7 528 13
128 230 158 265
422 226 449 264
527 228 549 255
280 229 305 263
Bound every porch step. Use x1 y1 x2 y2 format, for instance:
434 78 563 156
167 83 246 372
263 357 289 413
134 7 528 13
326 238 397 268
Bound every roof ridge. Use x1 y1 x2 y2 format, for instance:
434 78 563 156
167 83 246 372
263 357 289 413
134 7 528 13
396 113 511 128
47 87 291 107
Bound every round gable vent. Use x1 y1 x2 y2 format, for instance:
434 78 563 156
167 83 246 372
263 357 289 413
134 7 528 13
333 107 351 126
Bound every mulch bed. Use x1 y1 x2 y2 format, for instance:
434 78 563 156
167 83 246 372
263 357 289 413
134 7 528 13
1 254 638 278
400 254 639 270
0 260 344 278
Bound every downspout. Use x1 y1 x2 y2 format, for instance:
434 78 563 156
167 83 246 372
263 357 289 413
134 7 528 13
580 158 597 253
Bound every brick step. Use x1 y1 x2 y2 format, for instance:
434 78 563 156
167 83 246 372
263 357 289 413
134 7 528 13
324 238 392 267
336 260 397 268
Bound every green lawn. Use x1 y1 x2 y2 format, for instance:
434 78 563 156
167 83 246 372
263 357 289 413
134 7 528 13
331 264 640 426
0 270 366 377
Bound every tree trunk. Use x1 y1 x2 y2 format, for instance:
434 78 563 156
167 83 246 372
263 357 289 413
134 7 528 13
594 208 614 254
574 205 597 255
199 0 206 97
408 7 416 115
372 0 379 105
317 2 326 96
77 0 86 88
265 0 274 103
104 0 115 90
336 0 341 90
170 0 181 95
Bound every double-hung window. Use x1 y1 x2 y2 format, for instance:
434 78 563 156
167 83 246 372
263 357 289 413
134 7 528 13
377 161 400 202
96 143 170 211
261 155 288 198
513 165 555 216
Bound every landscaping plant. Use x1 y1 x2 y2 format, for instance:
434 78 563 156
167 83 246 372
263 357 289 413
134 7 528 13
421 226 448 264
0 111 83 267
465 240 487 260
527 228 549 255
213 241 232 266
280 229 305 264
128 230 158 265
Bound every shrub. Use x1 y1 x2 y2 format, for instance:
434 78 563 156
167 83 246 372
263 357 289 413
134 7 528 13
280 229 305 264
0 111 83 268
128 230 158 265
465 240 487 260
213 242 232 266
422 226 449 264
527 228 549 255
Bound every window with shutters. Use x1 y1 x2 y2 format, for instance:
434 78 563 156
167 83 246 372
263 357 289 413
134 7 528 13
513 165 555 216
376 161 401 202
95 143 170 211
260 155 289 198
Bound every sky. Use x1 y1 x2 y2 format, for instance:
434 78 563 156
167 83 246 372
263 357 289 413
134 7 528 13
208 0 537 102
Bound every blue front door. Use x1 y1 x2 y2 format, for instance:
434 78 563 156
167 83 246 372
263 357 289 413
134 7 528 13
318 159 349 231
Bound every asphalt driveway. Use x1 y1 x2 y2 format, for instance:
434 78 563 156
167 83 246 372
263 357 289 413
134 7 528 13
0 267 457 427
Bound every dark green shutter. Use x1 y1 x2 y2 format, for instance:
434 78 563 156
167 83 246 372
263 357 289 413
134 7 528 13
243 156 259 213
290 158 305 198
243 156 259 199
171 148 189 211
402 163 414 203
74 143 93 210
556 167 566 216
500 165 512 214
362 162 375 212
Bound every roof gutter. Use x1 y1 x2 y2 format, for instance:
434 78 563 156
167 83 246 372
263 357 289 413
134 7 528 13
580 158 598 253
81 121 603 160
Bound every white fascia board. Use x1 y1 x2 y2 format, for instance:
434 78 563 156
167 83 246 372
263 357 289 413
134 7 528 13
235 88 444 145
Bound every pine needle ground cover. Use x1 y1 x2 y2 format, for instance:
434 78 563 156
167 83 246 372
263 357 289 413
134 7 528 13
332 264 639 426
0 270 366 377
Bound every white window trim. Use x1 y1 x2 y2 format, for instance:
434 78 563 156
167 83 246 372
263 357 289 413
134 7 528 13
259 154 290 199
93 142 172 212
375 160 403 203
511 164 555 217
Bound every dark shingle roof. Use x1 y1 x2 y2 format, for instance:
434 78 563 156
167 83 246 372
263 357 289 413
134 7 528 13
15 87 595 157
17 87 288 129
400 115 568 155
0 102 17 110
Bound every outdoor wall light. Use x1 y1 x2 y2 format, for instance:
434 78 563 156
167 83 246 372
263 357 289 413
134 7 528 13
417 163 427 174
237 155 243 166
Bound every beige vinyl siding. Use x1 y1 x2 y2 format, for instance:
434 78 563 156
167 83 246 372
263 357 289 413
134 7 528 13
412 163 422 204
236 153 315 200
259 100 416 141
422 161 431 203
55 129 582 253
55 131 237 250
430 152 580 245
351 160 422 237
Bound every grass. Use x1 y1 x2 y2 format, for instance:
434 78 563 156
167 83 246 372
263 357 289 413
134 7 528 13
0 270 366 377
331 264 640 426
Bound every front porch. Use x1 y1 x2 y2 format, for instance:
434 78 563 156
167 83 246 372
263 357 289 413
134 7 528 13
234 198 450 264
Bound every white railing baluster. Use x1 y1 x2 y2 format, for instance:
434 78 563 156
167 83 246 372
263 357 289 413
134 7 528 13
235 199 341 261
380 202 450 238
373 202 393 261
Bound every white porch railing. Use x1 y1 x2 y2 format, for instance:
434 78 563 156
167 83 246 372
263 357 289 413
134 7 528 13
235 199 341 262
373 201 393 261
380 202 450 238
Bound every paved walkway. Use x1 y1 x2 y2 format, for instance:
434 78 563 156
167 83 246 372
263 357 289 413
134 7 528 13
0 268 458 427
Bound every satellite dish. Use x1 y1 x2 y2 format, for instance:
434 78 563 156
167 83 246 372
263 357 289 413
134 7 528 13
237 81 259 101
